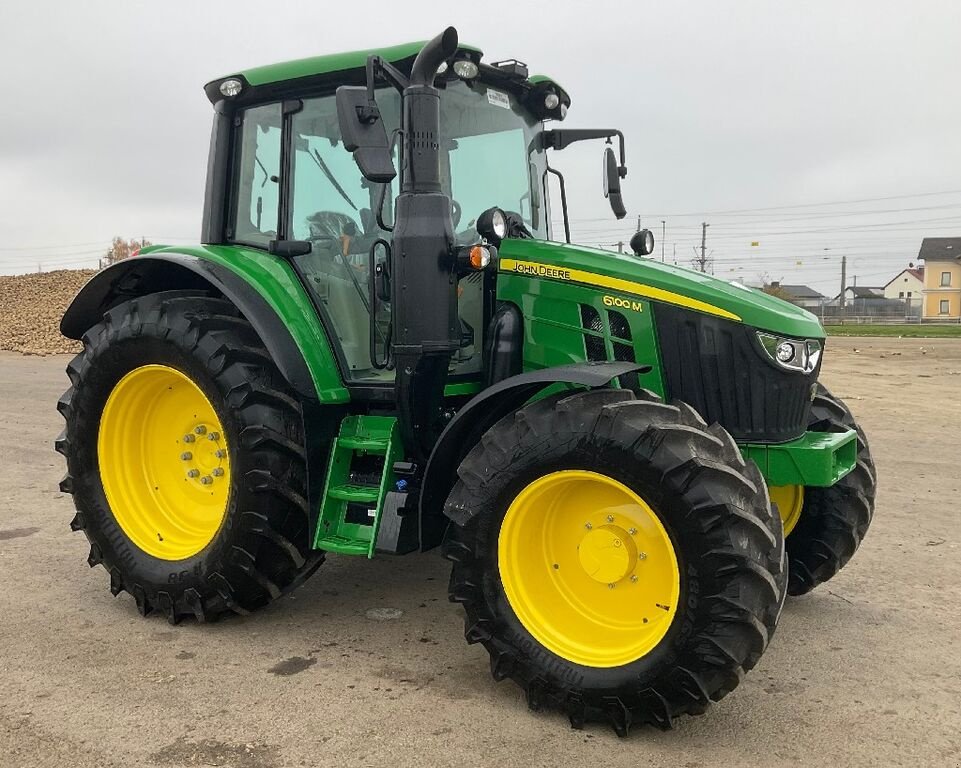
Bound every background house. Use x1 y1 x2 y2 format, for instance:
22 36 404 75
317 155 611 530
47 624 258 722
777 283 826 309
883 267 924 303
919 238 961 319
836 286 885 302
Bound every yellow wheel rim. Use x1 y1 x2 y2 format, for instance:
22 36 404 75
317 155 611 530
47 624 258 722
97 365 230 561
769 484 804 537
498 470 680 668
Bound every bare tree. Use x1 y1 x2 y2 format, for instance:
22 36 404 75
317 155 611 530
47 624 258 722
104 237 151 266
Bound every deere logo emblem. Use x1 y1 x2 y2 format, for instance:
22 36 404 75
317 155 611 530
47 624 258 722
603 295 644 312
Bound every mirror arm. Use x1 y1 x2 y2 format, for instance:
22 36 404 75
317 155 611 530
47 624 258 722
366 55 410 101
538 128 628 177
544 163 571 244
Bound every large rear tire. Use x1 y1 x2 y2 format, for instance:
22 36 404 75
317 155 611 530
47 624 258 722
56 291 323 622
786 383 876 595
443 388 786 734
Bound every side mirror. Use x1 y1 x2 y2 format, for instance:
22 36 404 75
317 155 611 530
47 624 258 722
336 86 397 183
602 147 627 219
630 228 655 257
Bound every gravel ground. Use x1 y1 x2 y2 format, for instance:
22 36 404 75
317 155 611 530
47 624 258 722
1 338 959 767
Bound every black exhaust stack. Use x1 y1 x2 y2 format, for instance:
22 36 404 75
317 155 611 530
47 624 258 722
391 27 461 460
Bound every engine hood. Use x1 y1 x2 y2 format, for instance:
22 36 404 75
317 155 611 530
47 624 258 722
497 239 824 339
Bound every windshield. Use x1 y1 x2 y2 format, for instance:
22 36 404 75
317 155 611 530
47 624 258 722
228 78 548 383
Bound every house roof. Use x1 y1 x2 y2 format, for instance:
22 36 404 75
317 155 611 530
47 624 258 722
780 284 825 299
918 237 961 262
844 286 884 299
883 267 924 288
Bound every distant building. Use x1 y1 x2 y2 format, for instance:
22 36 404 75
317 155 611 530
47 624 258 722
883 267 924 303
776 283 826 309
836 286 884 302
919 237 961 319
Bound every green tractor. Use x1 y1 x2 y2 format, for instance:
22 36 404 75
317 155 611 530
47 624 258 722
57 27 875 733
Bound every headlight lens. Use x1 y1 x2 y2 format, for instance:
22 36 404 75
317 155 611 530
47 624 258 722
776 341 796 363
452 59 479 79
476 207 507 244
757 333 821 373
219 78 243 97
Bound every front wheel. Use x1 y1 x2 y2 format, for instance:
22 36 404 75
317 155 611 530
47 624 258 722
785 384 877 595
57 291 323 622
443 388 786 734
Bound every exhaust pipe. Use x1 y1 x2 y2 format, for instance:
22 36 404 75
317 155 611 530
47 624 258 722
409 26 458 87
391 28 461 460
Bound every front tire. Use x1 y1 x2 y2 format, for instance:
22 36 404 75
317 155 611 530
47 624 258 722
56 291 323 622
443 388 786 734
786 384 876 595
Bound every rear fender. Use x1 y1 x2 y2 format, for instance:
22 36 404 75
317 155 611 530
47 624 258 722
62 253 323 402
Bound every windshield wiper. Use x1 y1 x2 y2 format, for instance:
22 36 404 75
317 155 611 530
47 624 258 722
309 148 358 212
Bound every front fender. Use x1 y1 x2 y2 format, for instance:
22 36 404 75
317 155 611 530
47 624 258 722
418 361 648 549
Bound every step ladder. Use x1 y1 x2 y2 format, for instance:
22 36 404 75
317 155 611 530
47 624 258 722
313 415 401 557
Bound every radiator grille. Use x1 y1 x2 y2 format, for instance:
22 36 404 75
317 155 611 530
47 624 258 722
652 303 817 443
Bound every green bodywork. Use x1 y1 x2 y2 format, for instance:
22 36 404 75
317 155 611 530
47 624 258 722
742 430 858 487
496 239 825 339
144 244 350 403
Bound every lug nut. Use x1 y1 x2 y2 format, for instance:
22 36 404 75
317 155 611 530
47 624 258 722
212 468 224 477
215 449 227 459
200 476 213 485
638 552 647 560
608 583 615 589
194 425 207 435
187 469 200 478
207 432 220 441
180 452 192 461
630 575 638 583
183 434 195 443
628 527 637 535
584 522 592 530
606 514 614 523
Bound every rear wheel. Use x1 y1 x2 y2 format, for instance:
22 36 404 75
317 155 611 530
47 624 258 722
786 384 876 595
443 388 786 734
57 291 323 622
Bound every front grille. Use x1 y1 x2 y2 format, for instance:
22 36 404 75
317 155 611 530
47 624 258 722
652 304 817 443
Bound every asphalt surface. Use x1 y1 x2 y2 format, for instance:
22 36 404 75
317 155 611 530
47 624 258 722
1 340 959 767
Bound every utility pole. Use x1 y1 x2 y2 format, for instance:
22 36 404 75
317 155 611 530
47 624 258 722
673 243 676 265
661 220 666 262
698 222 709 273
839 254 847 308
636 215 641 233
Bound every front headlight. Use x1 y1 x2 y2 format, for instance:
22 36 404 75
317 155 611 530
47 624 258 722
757 333 821 373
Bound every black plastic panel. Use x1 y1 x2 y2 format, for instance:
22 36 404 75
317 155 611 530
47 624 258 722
652 304 818 443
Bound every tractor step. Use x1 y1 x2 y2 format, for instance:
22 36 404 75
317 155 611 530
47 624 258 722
327 484 381 503
313 415 401 558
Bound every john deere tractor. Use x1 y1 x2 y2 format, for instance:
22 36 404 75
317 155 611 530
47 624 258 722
57 27 875 733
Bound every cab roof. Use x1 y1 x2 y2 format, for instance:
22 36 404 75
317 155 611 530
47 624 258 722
204 39 566 110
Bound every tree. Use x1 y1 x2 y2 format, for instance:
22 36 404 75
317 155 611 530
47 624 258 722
756 272 793 301
104 237 151 266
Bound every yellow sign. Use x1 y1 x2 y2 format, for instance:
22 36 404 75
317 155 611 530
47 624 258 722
751 241 760 247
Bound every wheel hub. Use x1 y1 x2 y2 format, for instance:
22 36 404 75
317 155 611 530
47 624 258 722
577 524 637 585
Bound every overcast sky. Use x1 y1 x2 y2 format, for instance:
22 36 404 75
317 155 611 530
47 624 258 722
2 0 960 294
